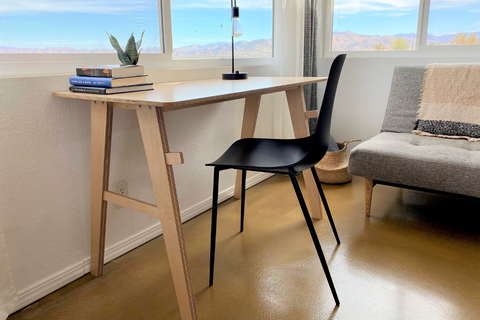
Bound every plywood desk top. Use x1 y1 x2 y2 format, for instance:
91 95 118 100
53 76 327 111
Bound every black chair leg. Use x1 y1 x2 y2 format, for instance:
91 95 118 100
310 167 341 245
209 167 220 286
288 170 340 306
240 169 246 232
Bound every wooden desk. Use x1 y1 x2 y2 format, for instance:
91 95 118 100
53 76 327 320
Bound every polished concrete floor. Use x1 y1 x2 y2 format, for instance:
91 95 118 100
9 175 480 320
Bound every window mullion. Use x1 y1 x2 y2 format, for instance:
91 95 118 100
322 0 334 56
417 0 431 50
161 0 173 57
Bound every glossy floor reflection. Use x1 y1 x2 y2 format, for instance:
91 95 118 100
8 175 480 320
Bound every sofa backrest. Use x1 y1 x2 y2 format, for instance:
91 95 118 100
381 66 426 133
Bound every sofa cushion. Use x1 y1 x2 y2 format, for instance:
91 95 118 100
381 66 425 133
348 132 480 198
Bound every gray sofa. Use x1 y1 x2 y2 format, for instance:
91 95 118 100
348 66 480 216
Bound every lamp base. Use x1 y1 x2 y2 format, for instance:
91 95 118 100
222 71 248 80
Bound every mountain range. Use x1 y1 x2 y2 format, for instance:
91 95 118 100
172 39 272 59
332 31 480 51
0 39 272 58
1 31 477 55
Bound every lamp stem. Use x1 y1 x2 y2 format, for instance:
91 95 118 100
222 0 246 80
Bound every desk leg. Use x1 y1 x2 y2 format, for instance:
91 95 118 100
285 87 323 220
234 95 261 199
90 101 113 277
137 106 197 320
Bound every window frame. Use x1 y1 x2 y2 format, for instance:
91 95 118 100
322 0 480 58
0 0 275 76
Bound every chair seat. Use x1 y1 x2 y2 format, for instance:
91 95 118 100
348 132 480 198
206 136 313 173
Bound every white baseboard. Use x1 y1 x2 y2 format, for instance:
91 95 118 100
13 172 274 313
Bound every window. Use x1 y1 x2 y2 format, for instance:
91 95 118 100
0 0 274 75
331 1 420 51
170 0 273 59
0 0 163 53
325 0 480 54
427 0 480 46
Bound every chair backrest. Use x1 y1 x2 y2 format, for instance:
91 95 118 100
299 54 346 165
293 54 346 172
312 53 346 153
381 66 425 133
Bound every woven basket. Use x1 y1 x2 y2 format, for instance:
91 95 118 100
314 140 361 184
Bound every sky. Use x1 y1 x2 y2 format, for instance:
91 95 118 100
0 0 478 50
0 0 273 50
171 4 273 47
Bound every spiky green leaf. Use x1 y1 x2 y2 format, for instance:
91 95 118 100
116 46 132 65
136 30 145 50
106 31 132 65
106 32 122 52
119 52 132 65
125 33 138 65
133 49 142 65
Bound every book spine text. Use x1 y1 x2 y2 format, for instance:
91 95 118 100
70 77 112 87
69 86 106 94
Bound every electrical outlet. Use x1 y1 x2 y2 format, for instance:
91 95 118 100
114 181 129 209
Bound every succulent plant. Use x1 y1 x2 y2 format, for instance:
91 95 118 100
106 31 144 65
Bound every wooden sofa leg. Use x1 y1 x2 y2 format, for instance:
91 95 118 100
365 178 373 217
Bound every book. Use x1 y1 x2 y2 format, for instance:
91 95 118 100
69 83 154 95
76 65 145 78
69 75 147 87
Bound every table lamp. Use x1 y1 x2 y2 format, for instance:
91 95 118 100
222 0 248 80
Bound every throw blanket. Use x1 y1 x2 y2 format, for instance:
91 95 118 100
413 63 480 142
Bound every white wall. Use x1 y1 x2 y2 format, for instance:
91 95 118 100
0 64 282 311
316 56 480 143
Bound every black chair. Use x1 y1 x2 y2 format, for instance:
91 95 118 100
206 53 346 306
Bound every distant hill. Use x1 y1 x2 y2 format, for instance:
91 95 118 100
2 32 476 55
333 31 415 51
425 32 480 44
0 39 273 59
387 32 480 44
332 31 480 51
0 46 118 53
172 39 272 59
0 46 161 54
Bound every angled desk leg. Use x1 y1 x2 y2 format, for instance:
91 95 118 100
285 87 324 220
137 105 197 320
234 95 261 199
90 101 113 277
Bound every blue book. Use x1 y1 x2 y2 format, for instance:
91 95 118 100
69 75 146 88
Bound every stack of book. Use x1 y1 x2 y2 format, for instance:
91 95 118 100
69 65 153 95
